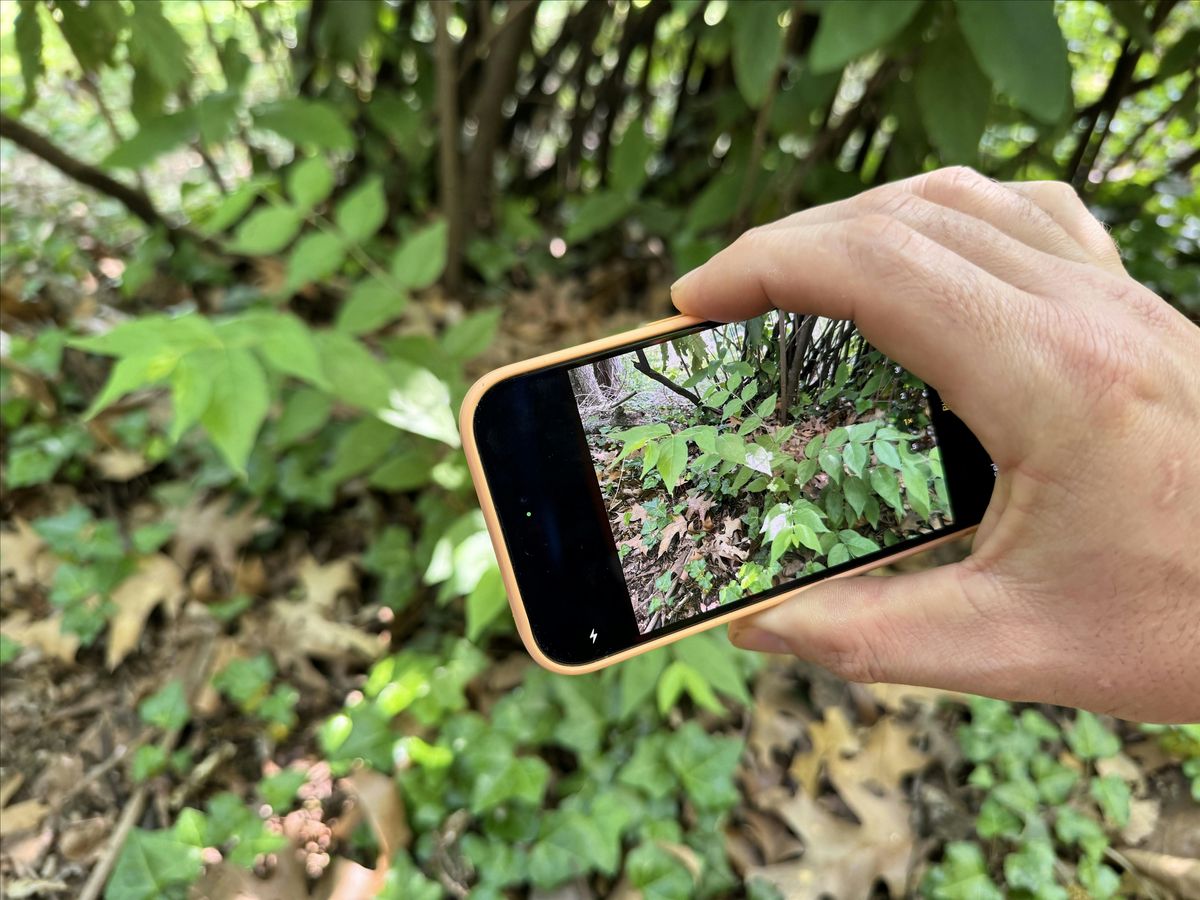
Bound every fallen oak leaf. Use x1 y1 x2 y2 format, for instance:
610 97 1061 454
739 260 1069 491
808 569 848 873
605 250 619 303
0 518 54 586
106 554 186 670
657 515 689 557
169 493 268 573
0 612 79 664
0 799 50 838
344 768 411 859
295 556 358 614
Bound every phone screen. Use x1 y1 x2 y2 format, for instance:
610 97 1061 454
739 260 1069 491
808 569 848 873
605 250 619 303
565 312 956 636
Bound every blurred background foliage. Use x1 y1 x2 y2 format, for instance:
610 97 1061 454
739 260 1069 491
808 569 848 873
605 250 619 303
0 1 1197 898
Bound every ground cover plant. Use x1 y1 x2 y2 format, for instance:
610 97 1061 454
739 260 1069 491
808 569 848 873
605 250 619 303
1 0 1197 897
572 313 951 633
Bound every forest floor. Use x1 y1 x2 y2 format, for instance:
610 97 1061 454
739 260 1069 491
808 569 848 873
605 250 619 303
2 267 1198 898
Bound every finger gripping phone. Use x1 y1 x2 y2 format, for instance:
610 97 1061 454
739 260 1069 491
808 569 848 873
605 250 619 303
461 313 993 673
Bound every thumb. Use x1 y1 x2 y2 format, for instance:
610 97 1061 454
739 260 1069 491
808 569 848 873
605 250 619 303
727 562 1019 695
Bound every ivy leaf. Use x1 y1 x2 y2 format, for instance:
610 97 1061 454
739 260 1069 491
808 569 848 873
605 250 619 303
1003 840 1060 895
731 0 788 108
657 661 724 714
199 348 270 475
810 0 923 74
915 28 992 163
471 755 551 813
138 679 189 731
227 206 305 256
106 828 202 900
922 841 1003 900
252 98 354 150
627 842 694 900
672 632 751 704
1066 711 1121 760
955 0 1071 124
335 176 388 245
1090 774 1131 828
664 722 742 812
390 220 448 290
258 769 306 812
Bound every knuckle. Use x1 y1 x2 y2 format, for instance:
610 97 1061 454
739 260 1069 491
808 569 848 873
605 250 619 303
816 629 889 684
922 165 992 200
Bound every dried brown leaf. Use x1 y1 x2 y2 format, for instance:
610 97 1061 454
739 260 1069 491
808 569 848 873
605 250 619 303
345 768 410 859
296 556 358 614
106 554 186 670
170 494 268 573
1119 848 1200 898
0 612 79 663
0 799 50 838
0 519 53 587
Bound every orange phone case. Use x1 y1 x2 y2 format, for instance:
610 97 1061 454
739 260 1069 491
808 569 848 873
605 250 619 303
460 314 975 674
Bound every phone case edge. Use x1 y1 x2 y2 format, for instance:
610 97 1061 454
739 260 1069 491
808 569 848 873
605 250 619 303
460 314 977 675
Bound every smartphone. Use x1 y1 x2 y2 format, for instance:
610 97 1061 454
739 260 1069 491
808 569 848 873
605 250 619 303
461 312 994 673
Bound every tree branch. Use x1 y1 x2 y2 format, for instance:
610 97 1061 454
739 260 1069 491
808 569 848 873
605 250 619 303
633 348 706 408
0 113 182 236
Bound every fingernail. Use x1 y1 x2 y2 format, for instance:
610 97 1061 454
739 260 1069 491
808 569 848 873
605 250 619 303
729 624 791 655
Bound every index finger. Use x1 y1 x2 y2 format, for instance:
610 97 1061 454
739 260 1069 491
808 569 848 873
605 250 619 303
669 215 1035 453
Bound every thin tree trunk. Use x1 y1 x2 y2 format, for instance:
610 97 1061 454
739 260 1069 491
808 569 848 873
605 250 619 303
461 0 538 230
434 0 464 292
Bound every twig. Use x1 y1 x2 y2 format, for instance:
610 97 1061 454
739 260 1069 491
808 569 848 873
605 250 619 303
77 631 217 900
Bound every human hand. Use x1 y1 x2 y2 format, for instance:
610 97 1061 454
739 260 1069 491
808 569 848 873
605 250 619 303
671 167 1200 723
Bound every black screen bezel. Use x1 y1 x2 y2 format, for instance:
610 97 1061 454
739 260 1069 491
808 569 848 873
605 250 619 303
471 319 994 667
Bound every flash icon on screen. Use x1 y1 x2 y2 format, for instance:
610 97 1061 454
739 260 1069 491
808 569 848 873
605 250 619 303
589 629 598 644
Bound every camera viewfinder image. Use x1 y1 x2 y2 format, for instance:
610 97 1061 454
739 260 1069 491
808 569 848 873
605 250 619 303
569 312 954 635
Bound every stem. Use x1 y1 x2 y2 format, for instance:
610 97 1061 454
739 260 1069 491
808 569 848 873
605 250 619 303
633 348 706 408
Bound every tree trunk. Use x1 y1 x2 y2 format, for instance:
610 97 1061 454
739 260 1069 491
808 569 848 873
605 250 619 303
434 1 464 293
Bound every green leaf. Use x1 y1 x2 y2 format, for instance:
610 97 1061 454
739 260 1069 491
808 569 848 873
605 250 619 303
870 465 903 512
664 722 742 812
101 112 196 170
976 796 1023 839
657 661 723 714
715 433 746 465
915 28 991 164
84 353 178 419
810 0 923 74
376 359 461 447
319 703 395 771
199 348 270 475
471 755 551 813
275 387 332 445
904 464 932 520
1055 807 1108 860
443 308 502 360
618 649 671 718
335 176 388 245
0 635 23 665
819 448 843 483
286 231 346 290
828 542 850 566
1003 840 1061 895
105 828 202 900
192 92 240 146
923 841 1002 900
874 439 902 469
14 0 43 109
127 1 190 95
220 311 327 388
627 842 694 900
1158 28 1200 80
1078 856 1121 899
131 745 168 783
287 156 335 210
672 632 752 704
610 122 654 194
227 206 305 255
839 529 880 558
258 769 306 812
843 475 869 517
390 220 448 290
656 435 690 492
955 0 1071 123
1090 774 1131 827
731 0 788 108
315 331 395 411
466 566 508 641
369 445 437 492
337 279 408 335
564 191 634 243
327 417 400 483
167 349 219 442
57 0 123 72
1106 0 1154 46
199 180 262 235
843 441 868 478
1066 711 1121 760
252 99 354 150
138 679 189 731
